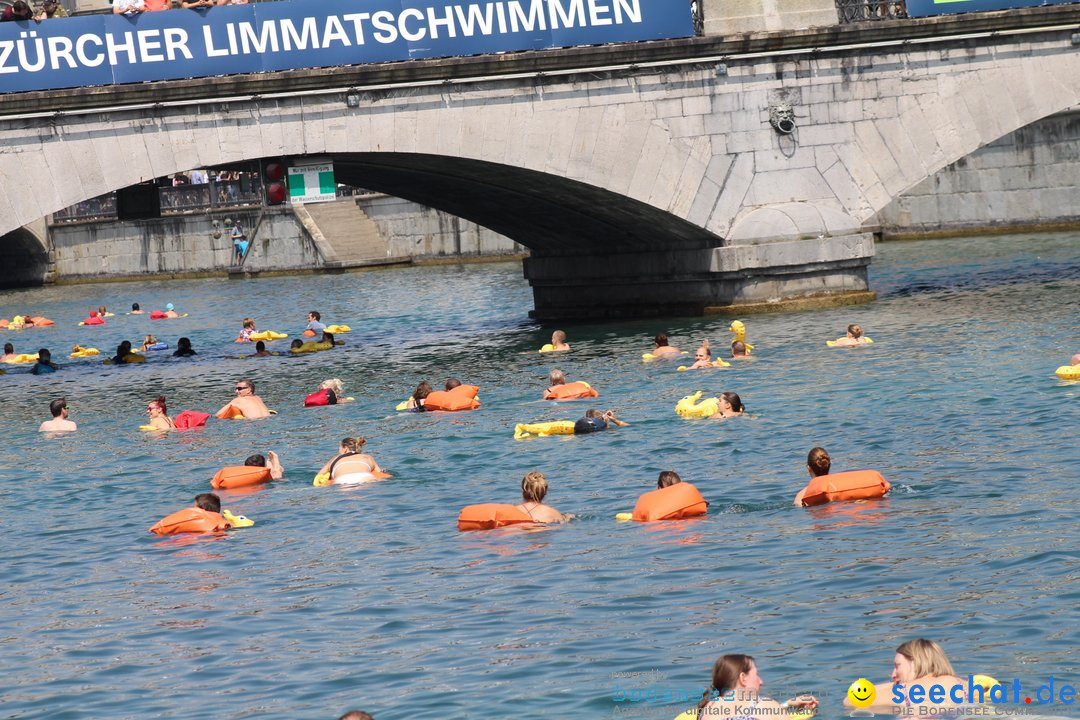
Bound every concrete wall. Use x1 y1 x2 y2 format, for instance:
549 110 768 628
47 198 521 281
359 194 523 259
49 210 315 280
878 110 1080 236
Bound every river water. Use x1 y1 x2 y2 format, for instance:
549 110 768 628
0 233 1077 719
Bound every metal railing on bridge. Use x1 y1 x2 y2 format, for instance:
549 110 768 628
51 180 263 223
835 0 908 22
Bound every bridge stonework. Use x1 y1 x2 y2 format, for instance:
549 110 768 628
2 11 1079 317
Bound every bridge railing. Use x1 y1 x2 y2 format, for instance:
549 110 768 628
835 0 907 22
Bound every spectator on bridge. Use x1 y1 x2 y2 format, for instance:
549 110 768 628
112 0 145 14
181 0 214 9
171 173 189 186
2 0 33 20
34 0 68 19
190 169 209 185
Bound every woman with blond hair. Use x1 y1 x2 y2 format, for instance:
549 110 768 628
316 437 385 486
845 639 968 712
515 471 566 523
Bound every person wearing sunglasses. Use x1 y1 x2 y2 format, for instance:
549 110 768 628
216 379 271 419
145 396 176 430
39 398 76 432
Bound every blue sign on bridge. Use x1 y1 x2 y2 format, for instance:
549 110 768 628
0 0 693 94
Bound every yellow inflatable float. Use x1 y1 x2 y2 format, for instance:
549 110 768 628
514 420 576 439
677 359 730 371
643 351 688 362
250 331 288 341
675 391 719 418
7 353 39 364
1056 365 1080 380
291 341 336 354
69 347 100 358
325 324 351 334
103 354 146 365
729 320 754 354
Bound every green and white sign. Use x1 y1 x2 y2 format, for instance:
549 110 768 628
287 161 336 204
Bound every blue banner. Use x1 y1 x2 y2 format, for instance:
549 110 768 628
907 0 1080 16
0 0 692 94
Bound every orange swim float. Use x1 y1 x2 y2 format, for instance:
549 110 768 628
457 503 534 531
216 405 246 420
29 316 55 326
799 470 891 506
425 384 481 412
544 381 599 401
632 482 709 522
211 466 273 490
149 507 229 535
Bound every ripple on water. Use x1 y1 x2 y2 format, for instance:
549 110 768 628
0 234 1078 718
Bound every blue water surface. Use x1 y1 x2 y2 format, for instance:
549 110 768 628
0 233 1077 719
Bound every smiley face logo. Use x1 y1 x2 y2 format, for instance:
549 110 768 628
848 678 876 708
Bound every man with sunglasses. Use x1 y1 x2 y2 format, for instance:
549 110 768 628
215 379 271 420
39 398 77 432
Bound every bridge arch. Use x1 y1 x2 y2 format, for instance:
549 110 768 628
3 11 1080 315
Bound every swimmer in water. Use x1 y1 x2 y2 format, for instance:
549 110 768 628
710 391 744 419
245 451 284 479
173 337 197 357
731 341 750 359
657 470 681 488
141 335 159 352
145 395 176 430
39 398 76 432
573 409 629 434
251 341 271 357
547 330 570 352
2 343 15 363
129 303 144 314
793 447 830 506
844 639 969 713
237 317 255 343
111 341 137 364
445 377 462 390
695 654 819 720
314 378 354 404
651 333 682 358
316 437 384 485
404 381 432 411
98 305 114 317
515 471 567 523
685 341 720 369
164 303 179 319
1071 353 1080 366
320 331 336 346
216 378 272 419
832 323 872 347
31 349 58 374
290 339 304 351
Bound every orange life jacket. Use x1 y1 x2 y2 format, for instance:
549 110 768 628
544 381 599 400
457 503 534 531
799 470 891 506
216 405 246 420
632 482 709 522
149 507 229 535
211 465 273 490
425 384 481 411
150 311 167 320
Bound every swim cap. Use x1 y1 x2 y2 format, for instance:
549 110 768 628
574 416 607 434
166 303 174 311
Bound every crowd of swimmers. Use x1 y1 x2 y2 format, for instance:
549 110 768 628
0 306 353 373
19 309 1062 720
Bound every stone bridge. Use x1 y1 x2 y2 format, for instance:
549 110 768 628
2 4 1079 318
